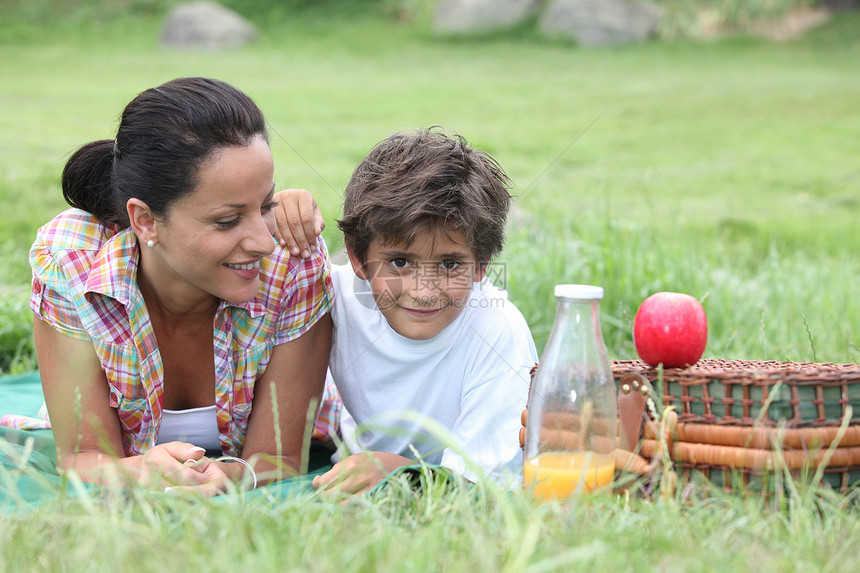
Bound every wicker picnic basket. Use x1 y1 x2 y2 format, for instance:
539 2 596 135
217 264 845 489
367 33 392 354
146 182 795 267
612 359 860 492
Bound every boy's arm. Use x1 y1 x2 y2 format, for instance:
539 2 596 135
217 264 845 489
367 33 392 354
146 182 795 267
442 316 536 482
442 370 531 482
272 188 325 259
311 451 413 495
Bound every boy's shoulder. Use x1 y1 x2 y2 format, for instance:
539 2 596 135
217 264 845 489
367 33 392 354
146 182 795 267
330 263 377 316
331 262 361 298
460 279 533 341
331 262 355 283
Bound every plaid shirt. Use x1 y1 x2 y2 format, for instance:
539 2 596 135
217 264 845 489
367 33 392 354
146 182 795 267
9 208 338 457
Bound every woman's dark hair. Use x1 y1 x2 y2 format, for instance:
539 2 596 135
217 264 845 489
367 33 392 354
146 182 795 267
62 77 268 226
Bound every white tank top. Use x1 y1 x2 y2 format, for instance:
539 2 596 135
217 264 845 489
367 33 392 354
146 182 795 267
156 404 220 451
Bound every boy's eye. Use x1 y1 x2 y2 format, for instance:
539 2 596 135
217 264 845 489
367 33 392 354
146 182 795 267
390 258 410 269
440 259 461 271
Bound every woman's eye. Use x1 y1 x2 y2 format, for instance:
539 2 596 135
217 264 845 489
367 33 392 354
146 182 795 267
215 200 278 229
215 218 240 229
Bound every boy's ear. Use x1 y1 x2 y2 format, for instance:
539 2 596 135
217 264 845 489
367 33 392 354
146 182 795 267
126 198 159 246
474 261 488 282
346 247 369 280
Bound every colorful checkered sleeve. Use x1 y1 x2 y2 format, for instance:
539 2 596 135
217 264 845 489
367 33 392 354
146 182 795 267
29 248 91 341
0 413 52 430
272 237 334 345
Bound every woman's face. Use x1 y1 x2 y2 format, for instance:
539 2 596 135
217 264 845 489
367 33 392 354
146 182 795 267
148 135 278 307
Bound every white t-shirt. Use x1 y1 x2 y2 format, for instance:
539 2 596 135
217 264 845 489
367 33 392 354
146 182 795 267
329 264 538 482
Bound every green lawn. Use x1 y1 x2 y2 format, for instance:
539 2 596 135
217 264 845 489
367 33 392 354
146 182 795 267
1 6 857 368
0 4 858 570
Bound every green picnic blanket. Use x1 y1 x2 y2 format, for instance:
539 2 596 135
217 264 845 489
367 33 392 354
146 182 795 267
0 371 332 511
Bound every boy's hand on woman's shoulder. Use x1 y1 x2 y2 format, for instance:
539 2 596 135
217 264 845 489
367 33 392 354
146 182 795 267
311 451 412 496
272 188 325 259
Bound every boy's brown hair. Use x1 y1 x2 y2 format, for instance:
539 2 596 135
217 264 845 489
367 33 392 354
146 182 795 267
337 128 512 264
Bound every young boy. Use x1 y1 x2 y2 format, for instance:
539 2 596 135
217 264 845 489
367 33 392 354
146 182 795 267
276 129 537 493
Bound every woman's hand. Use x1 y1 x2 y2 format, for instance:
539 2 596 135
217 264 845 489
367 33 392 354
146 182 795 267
139 443 262 496
136 442 278 497
272 188 325 259
134 442 220 493
311 452 412 496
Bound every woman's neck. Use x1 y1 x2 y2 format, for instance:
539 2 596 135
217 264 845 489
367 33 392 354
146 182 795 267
137 257 219 324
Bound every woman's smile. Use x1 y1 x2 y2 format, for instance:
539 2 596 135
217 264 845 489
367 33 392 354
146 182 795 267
224 260 262 280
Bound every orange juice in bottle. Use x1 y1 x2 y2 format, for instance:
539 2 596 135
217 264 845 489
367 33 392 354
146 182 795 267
524 452 615 502
523 285 617 501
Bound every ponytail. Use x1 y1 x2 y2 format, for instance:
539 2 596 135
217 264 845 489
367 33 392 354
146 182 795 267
60 77 267 229
62 139 123 226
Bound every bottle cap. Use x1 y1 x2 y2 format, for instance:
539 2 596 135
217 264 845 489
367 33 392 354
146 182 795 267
554 284 604 300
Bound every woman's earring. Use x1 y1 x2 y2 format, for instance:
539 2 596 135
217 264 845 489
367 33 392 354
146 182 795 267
146 240 156 248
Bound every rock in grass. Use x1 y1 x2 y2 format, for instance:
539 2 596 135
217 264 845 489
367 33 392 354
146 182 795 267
433 0 541 35
160 1 258 50
821 0 857 10
539 0 662 48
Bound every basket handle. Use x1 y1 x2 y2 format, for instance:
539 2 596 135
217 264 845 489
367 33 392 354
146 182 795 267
618 373 651 451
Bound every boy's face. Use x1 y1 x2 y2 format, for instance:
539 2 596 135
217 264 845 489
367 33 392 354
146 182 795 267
348 226 486 340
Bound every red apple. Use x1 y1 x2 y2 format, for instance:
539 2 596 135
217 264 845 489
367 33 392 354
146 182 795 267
633 292 708 368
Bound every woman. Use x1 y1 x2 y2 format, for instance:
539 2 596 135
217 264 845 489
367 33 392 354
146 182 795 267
29 77 333 495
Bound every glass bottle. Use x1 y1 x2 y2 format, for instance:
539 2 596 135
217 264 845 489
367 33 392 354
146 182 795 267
523 284 617 501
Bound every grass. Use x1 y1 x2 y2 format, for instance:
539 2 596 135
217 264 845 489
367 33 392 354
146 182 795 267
0 6 858 369
0 4 858 569
1 460 859 572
